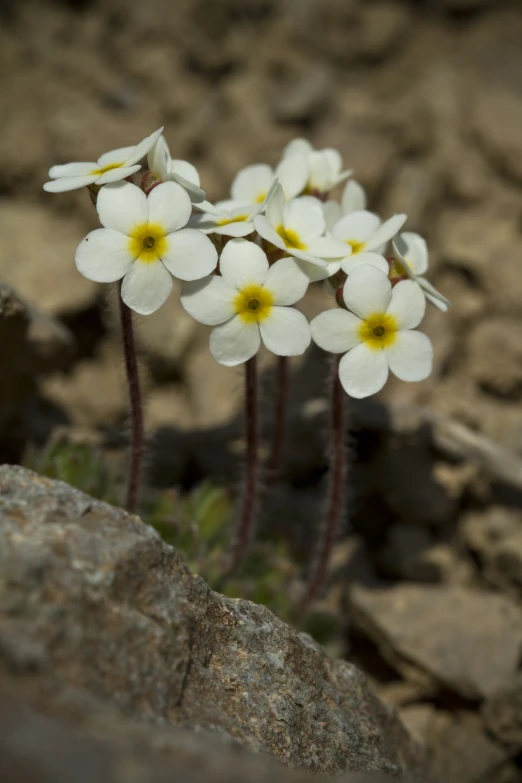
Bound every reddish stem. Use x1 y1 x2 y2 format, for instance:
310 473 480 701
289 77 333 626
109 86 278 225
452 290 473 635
118 288 144 515
229 355 260 573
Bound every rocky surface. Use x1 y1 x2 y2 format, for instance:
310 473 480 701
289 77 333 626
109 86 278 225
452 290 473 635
0 465 435 781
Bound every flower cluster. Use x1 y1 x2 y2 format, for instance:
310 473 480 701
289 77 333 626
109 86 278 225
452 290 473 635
44 128 448 397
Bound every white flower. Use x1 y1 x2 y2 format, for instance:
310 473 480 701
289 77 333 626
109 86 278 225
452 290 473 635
180 238 311 366
253 184 348 269
392 232 450 312
331 210 406 275
147 135 208 206
311 265 433 398
75 181 218 315
322 179 368 231
230 158 308 206
190 199 260 238
43 128 163 193
283 138 352 198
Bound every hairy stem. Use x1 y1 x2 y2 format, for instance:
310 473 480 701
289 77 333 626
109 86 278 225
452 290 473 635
118 289 144 515
266 355 289 483
229 355 260 574
296 355 346 618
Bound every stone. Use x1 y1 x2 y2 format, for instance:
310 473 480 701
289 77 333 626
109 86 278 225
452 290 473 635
382 526 467 584
398 705 436 747
483 673 522 749
0 466 435 780
349 584 522 700
0 202 99 317
467 317 522 399
486 530 522 595
0 284 74 431
472 86 522 183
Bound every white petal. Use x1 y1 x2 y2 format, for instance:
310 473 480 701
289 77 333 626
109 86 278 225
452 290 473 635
341 179 367 213
341 252 389 275
147 181 191 232
210 316 261 366
169 170 206 203
322 200 342 231
253 215 286 250
48 162 97 178
365 214 407 251
259 307 311 356
75 228 133 282
307 236 351 259
263 257 309 305
95 165 141 185
332 210 381 243
121 260 173 315
311 309 362 353
322 148 343 177
387 280 426 330
283 138 313 158
192 199 221 215
386 331 433 382
219 238 269 289
332 169 353 188
213 221 256 237
265 183 286 228
284 197 324 240
231 164 274 204
180 275 236 325
418 277 451 311
308 149 339 192
169 159 200 186
43 174 99 192
342 265 392 319
123 127 164 167
339 344 389 398
147 135 170 179
276 155 308 200
98 146 135 167
394 232 428 275
161 229 218 281
97 181 147 234
298 258 342 282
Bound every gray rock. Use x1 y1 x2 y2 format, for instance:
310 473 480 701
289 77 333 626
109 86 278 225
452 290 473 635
0 285 73 430
349 585 522 700
483 673 522 749
0 466 435 781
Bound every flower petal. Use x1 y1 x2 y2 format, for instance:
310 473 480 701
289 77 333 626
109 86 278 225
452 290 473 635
297 258 342 282
97 146 135 167
341 179 367 213
385 330 433 382
147 135 170 179
339 343 389 398
213 221 256 237
283 196 324 240
170 159 200 185
97 181 148 234
231 164 274 204
253 214 286 249
283 138 313 158
180 275 236 325
365 214 407 251
394 231 428 275
147 181 191 232
161 229 218 281
48 162 97 178
322 200 342 231
121 260 173 315
259 307 311 356
332 210 381 243
123 127 164 166
418 277 451 311
276 154 308 200
43 174 99 192
210 316 261 366
263 257 309 305
96 165 141 185
219 238 269 289
75 228 133 282
342 265 392 319
341 252 389 275
387 279 426 330
169 169 206 203
265 183 286 228
307 236 351 259
311 309 362 353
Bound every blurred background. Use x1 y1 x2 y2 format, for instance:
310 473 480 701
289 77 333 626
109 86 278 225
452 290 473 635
1 1 522 781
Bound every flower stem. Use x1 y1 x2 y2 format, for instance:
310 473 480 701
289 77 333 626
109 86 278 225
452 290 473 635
266 354 289 483
229 355 260 574
118 287 144 515
295 355 346 619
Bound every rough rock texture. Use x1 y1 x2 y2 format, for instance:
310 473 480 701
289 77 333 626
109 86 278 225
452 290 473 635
349 585 522 700
0 466 435 781
0 285 73 430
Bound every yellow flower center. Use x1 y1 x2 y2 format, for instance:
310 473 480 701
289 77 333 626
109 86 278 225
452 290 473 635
217 215 249 227
128 223 168 263
358 312 398 350
388 257 411 280
346 239 367 255
234 284 274 324
255 191 267 204
90 162 124 176
275 225 307 251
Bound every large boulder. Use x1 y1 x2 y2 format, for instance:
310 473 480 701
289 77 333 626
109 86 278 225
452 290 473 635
0 466 435 781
